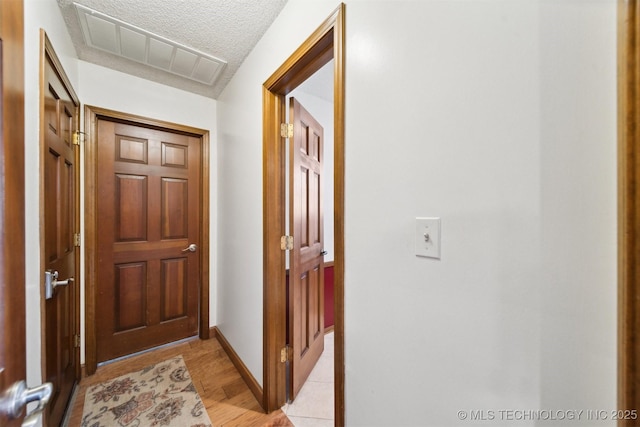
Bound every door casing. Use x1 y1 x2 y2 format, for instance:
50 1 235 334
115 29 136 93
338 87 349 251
619 1 640 424
262 4 345 425
0 0 26 425
84 106 211 375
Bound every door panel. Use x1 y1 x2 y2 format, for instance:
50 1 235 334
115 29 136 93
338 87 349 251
115 262 146 330
117 174 148 241
161 258 188 320
96 120 200 362
289 97 325 399
161 178 188 238
43 46 79 426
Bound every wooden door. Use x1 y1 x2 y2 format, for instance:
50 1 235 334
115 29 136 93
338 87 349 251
289 97 325 399
96 119 200 362
0 0 26 425
43 40 80 426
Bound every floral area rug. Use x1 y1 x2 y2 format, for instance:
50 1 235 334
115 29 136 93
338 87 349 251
81 355 212 427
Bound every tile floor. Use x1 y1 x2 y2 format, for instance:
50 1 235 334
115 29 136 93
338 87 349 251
282 332 334 427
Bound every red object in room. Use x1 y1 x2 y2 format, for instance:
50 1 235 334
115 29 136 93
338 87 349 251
324 264 334 329
286 263 335 332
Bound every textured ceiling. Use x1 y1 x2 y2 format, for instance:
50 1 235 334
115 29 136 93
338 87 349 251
57 0 288 98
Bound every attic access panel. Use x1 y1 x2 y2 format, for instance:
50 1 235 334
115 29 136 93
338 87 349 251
74 2 227 86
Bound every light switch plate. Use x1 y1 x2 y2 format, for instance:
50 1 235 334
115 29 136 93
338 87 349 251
415 217 441 259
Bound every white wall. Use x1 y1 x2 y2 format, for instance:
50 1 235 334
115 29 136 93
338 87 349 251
24 0 79 393
78 61 217 132
538 1 617 414
216 1 616 426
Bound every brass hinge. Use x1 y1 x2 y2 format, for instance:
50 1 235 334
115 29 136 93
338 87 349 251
280 235 293 251
280 345 291 363
74 334 80 348
72 131 85 146
280 123 293 138
74 233 81 247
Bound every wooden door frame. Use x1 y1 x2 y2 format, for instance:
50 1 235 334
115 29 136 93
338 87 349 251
84 106 211 375
39 30 81 382
619 1 640 424
262 4 345 425
0 0 26 425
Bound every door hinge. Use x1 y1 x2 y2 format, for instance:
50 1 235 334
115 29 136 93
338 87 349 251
280 345 291 363
280 123 293 138
74 334 80 348
72 131 85 146
280 235 293 251
74 233 81 247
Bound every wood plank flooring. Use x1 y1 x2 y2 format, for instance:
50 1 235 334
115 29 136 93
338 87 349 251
64 337 292 426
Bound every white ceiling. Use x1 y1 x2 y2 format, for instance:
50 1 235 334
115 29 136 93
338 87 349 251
57 0 289 99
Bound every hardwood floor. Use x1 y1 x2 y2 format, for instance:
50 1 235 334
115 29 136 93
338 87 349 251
64 337 292 426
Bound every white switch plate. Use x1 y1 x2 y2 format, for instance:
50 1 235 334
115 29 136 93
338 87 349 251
415 217 441 259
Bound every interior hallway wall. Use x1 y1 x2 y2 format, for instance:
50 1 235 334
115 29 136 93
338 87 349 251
216 1 617 426
538 1 616 413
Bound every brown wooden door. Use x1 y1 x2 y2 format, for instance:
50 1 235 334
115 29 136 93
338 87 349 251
43 45 80 426
0 0 26 425
289 97 325 399
96 119 200 362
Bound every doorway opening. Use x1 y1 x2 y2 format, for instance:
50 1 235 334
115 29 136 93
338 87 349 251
262 4 345 425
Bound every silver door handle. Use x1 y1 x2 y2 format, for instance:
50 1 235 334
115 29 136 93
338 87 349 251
181 243 197 253
0 380 53 426
44 270 74 300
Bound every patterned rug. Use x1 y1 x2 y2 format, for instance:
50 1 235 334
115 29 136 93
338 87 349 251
81 355 212 427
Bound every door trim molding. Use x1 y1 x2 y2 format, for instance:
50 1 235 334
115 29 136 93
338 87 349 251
0 1 27 425
619 1 640 423
83 106 210 375
39 30 81 383
262 4 345 425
